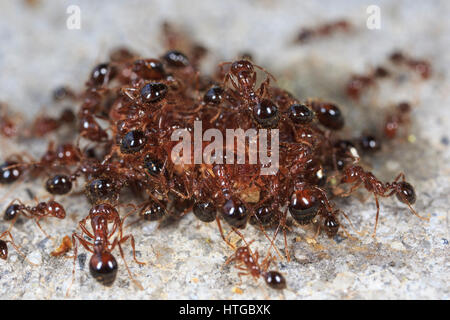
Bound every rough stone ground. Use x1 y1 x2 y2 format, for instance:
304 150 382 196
0 0 448 299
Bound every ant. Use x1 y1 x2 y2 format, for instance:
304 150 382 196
340 165 428 235
346 66 391 100
2 141 82 178
296 19 351 44
224 237 286 290
3 199 66 238
30 108 76 137
389 51 432 79
66 202 145 295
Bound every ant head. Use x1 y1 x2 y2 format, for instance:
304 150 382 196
47 201 66 219
89 251 118 286
396 181 416 205
231 60 254 74
0 240 8 260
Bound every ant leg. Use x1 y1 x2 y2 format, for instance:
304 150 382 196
339 181 362 197
254 64 277 82
236 272 249 286
119 234 146 265
34 218 53 239
257 76 271 98
216 216 235 249
223 254 236 267
279 209 291 261
66 233 82 297
339 223 359 241
337 210 365 237
79 219 95 239
372 193 381 237
399 195 430 221
393 172 406 183
116 238 144 290
252 218 283 260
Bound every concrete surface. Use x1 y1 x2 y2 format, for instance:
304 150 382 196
0 0 448 299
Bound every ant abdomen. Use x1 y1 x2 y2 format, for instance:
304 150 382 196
396 181 416 204
4 204 21 221
288 103 314 125
89 63 111 87
263 271 286 290
0 240 8 260
120 130 147 154
85 178 119 204
249 206 275 226
309 102 344 130
45 174 72 195
89 251 118 286
221 198 249 229
252 99 279 128
289 189 319 225
203 86 224 105
192 201 216 222
140 200 166 221
0 161 22 184
162 50 190 68
132 59 165 80
140 83 168 104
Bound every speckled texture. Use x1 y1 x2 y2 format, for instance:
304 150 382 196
0 0 448 300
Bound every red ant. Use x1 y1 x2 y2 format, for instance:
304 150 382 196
346 66 390 100
224 238 286 290
390 51 432 79
340 165 428 235
3 199 66 238
296 19 351 44
2 142 82 178
66 202 145 295
30 108 76 137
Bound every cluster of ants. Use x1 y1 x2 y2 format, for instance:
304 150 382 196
0 23 431 295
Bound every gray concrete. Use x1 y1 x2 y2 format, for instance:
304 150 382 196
0 0 448 299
